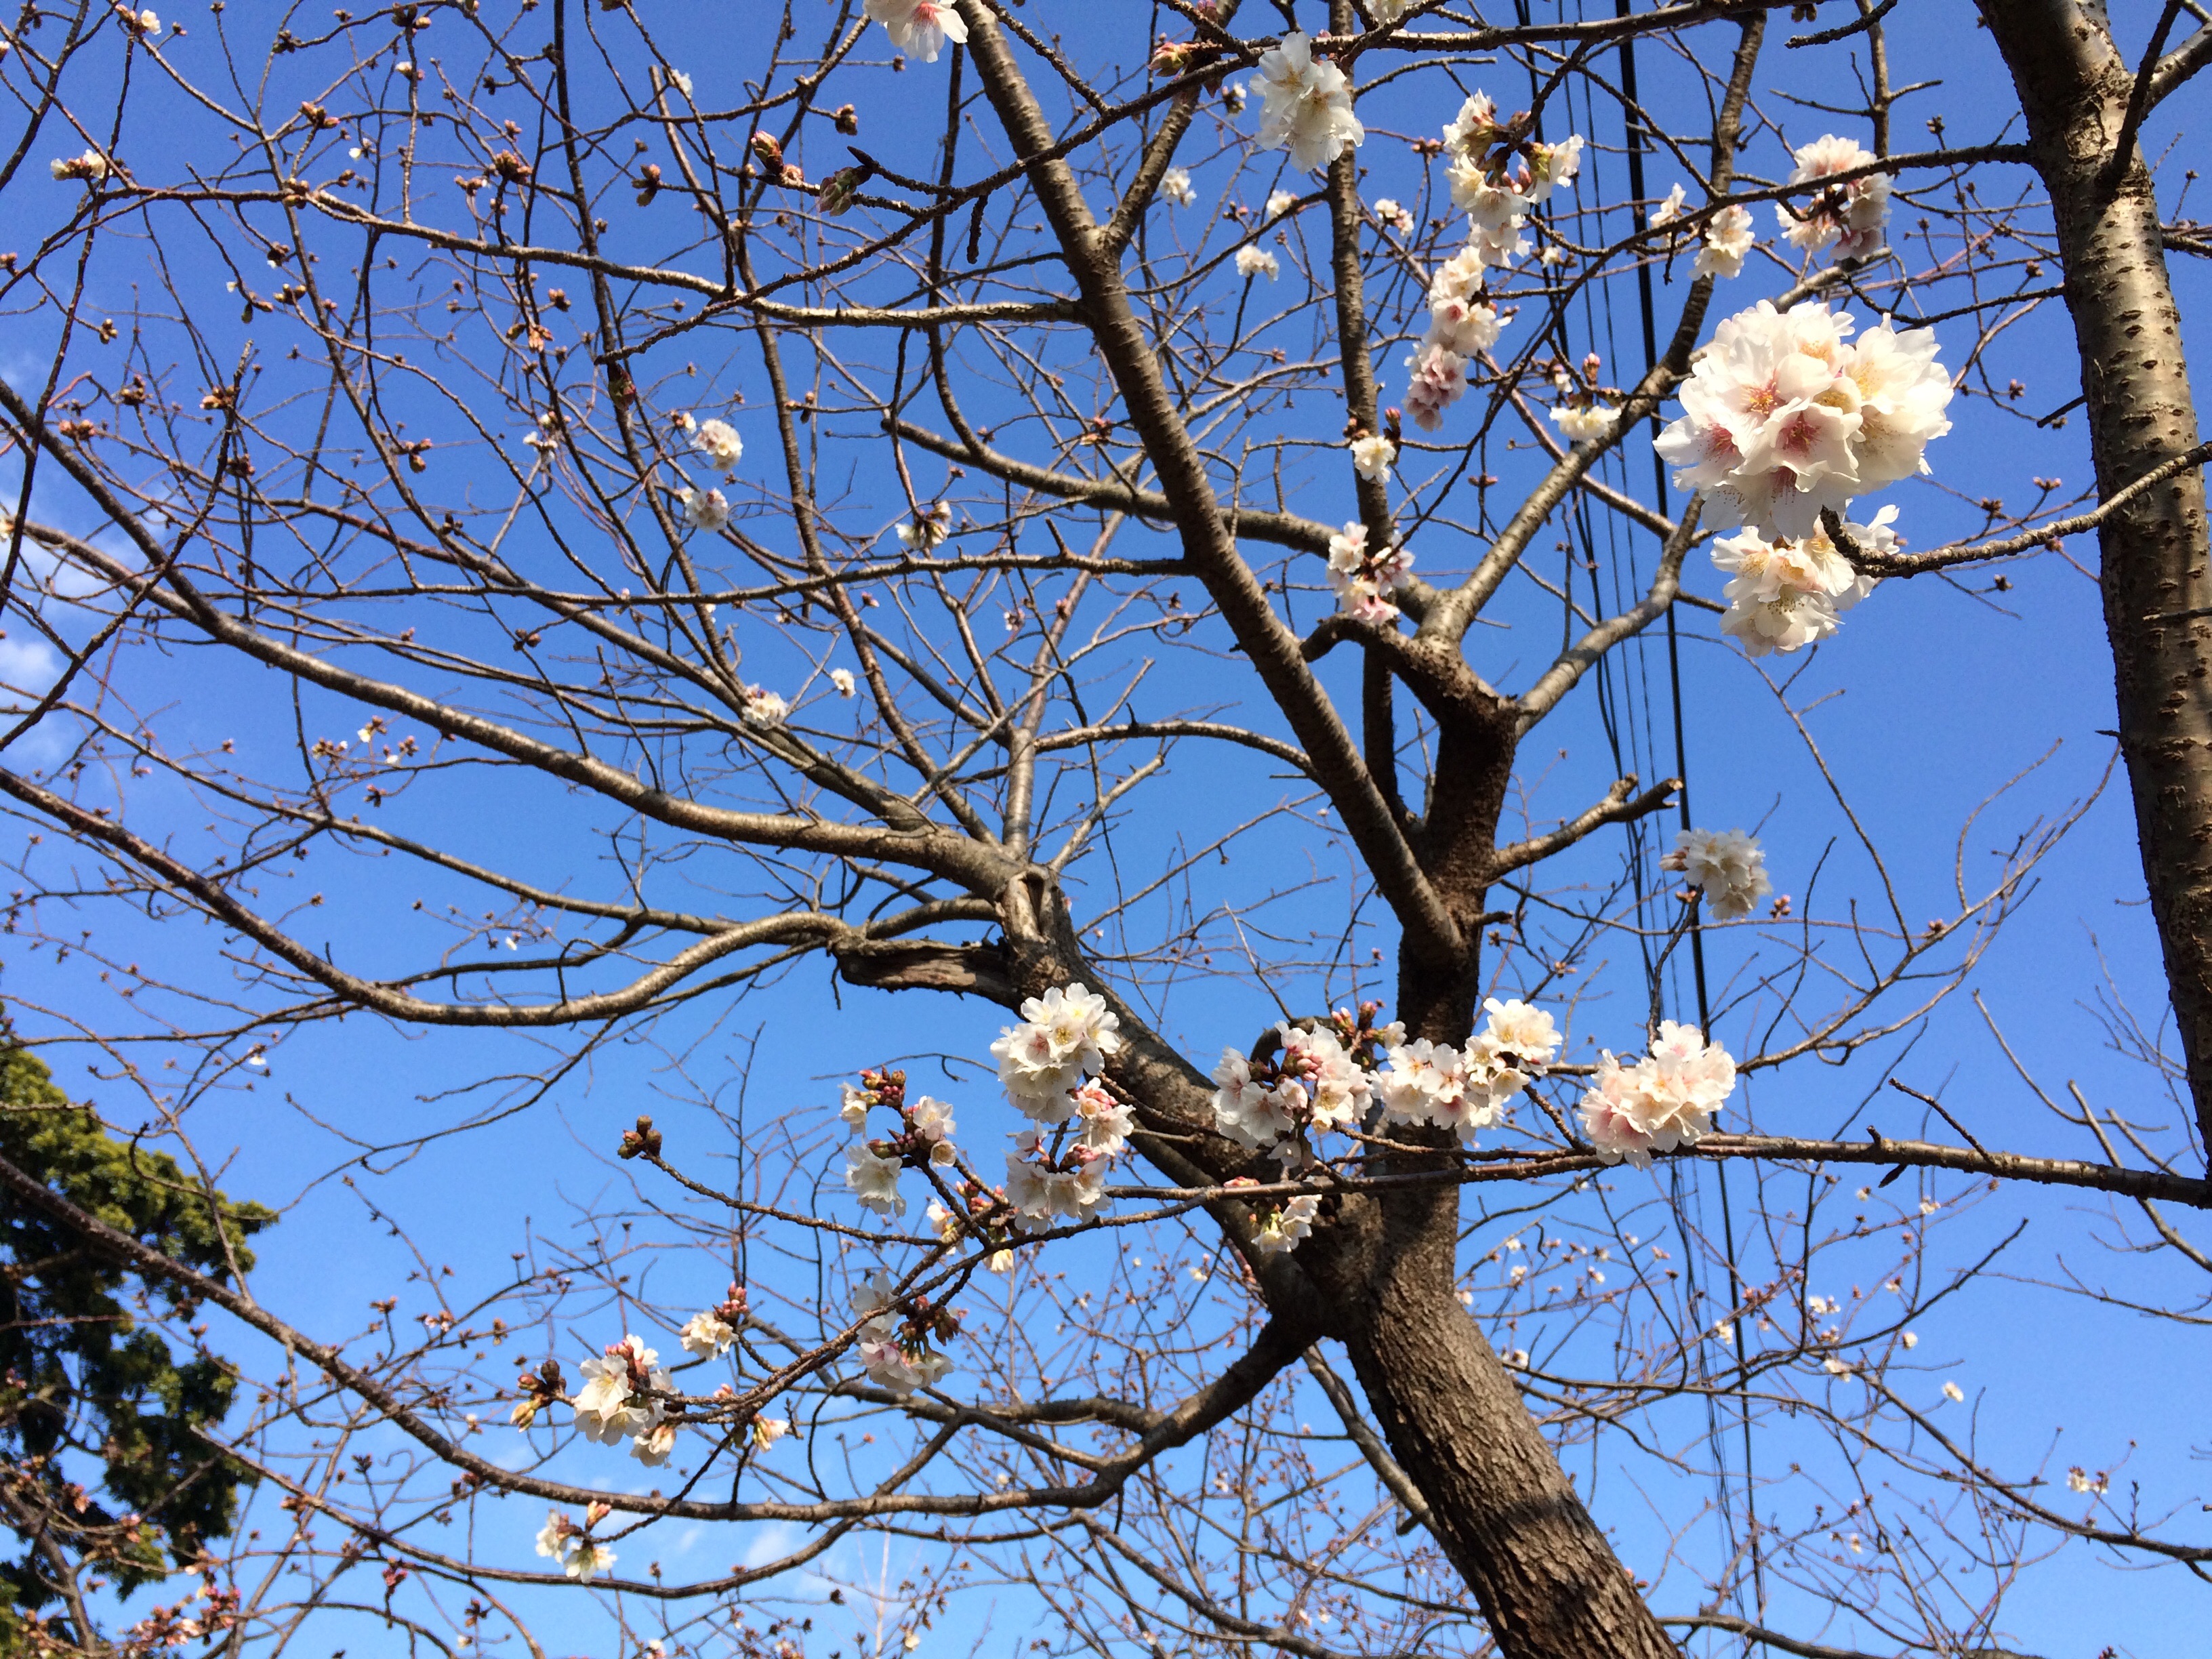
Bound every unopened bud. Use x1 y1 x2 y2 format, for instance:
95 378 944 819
817 165 868 216
617 1113 662 1160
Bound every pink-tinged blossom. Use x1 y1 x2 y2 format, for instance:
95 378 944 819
1576 1023 1738 1168
680 1311 737 1357
1662 830 1772 920
1696 203 1757 279
1375 999 1556 1145
679 487 730 533
863 0 968 62
1709 506 1889 657
1778 133 1889 264
1254 33 1364 172
1325 523 1414 623
1654 300 1951 539
991 983 1121 1119
691 417 743 470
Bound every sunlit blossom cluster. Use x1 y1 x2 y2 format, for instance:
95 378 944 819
1780 134 1889 264
679 1284 748 1359
1212 1015 1386 1159
1403 247 1504 432
1252 33 1364 173
1349 432 1397 483
692 417 743 471
1325 522 1414 623
1160 167 1197 209
1576 1022 1738 1168
851 1267 958 1395
1654 300 1953 539
678 486 731 533
50 148 110 182
1376 998 1561 1143
1711 506 1889 656
863 0 966 62
840 1065 958 1220
1234 245 1281 282
1660 828 1771 921
991 983 1131 1231
535 1511 617 1582
1650 185 1759 281
571 1335 678 1466
1242 1187 1322 1259
1441 91 1581 270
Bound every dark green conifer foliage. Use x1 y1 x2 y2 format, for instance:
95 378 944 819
0 1025 273 1643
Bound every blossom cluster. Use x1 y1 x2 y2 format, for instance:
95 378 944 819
991 983 1131 1231
1780 134 1889 264
679 1283 749 1359
1711 506 1889 657
1654 300 1953 539
1660 828 1771 921
851 1267 958 1395
1377 998 1561 1143
840 1065 959 1220
535 1511 617 1582
1547 354 1620 445
1253 33 1364 173
50 149 110 183
1576 1022 1738 1168
1325 522 1414 623
571 1335 679 1465
1441 93 1581 271
1650 184 1758 281
1212 1011 1390 1159
1233 1183 1322 1260
863 0 966 62
1404 247 1504 432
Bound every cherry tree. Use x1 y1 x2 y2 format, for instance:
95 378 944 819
1 1 2209 1657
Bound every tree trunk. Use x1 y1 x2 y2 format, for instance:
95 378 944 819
1985 0 2212 1151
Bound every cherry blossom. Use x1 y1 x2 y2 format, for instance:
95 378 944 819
1576 1023 1738 1168
565 1540 616 1582
1375 998 1558 1143
1662 829 1772 920
750 1415 792 1452
851 1269 955 1394
692 417 743 470
1370 196 1415 235
1325 523 1414 623
1649 183 1687 228
863 0 968 62
897 502 951 550
679 487 731 533
1265 188 1298 218
680 1310 737 1357
1710 506 1889 656
1069 1078 1133 1157
844 1141 907 1216
1696 203 1757 279
1160 167 1197 208
631 1420 677 1467
1403 245 1507 430
1654 299 1952 539
1254 33 1364 172
741 687 788 726
1234 245 1281 281
1349 433 1397 483
1248 1193 1322 1258
1213 1008 1399 1160
1549 401 1619 443
990 983 1122 1119
571 1336 670 1447
50 150 108 182
1779 133 1889 264
830 666 857 697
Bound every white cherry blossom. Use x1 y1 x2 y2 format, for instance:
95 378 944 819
1266 188 1298 218
1779 133 1889 263
679 487 730 532
1235 245 1281 281
1696 203 1757 279
1160 167 1197 208
565 1540 616 1582
1549 402 1619 443
680 1310 737 1357
1249 1193 1321 1258
1710 506 1889 656
742 687 788 726
1576 1023 1738 1168
1350 433 1396 483
571 1336 670 1446
692 417 743 470
863 0 968 62
830 666 857 697
1662 829 1772 920
844 1142 906 1216
1254 33 1364 172
1654 300 1952 539
1326 523 1414 623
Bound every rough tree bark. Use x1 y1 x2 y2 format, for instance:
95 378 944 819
1985 0 2212 1152
960 8 1684 1655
